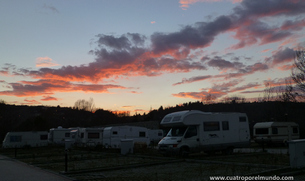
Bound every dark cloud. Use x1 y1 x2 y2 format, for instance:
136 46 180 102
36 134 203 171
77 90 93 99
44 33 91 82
95 33 146 50
207 56 244 71
151 15 233 55
265 47 295 66
0 79 127 97
173 75 212 86
233 0 305 19
42 4 59 13
230 20 292 49
230 82 260 93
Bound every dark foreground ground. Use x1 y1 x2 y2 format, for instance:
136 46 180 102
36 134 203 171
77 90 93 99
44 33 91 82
0 145 305 181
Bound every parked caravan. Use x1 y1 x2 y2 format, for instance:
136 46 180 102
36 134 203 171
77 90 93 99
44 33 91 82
158 110 250 156
48 127 78 145
253 122 299 145
2 131 48 148
103 126 150 148
78 127 103 147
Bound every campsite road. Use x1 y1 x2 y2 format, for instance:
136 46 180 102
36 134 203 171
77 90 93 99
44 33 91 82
0 155 73 181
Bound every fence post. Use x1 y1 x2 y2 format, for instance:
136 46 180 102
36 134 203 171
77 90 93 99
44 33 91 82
65 149 68 172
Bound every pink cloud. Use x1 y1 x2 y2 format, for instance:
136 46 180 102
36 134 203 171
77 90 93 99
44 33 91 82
265 47 295 67
179 0 238 10
0 79 127 97
36 57 60 67
41 96 58 101
23 98 41 105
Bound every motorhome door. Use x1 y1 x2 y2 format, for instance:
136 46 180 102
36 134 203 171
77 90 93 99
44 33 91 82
202 121 223 145
184 126 200 152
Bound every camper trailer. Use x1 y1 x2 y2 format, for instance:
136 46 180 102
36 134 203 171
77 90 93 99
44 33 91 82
78 127 103 147
2 131 48 148
48 127 78 145
158 110 250 156
253 122 299 145
103 126 150 148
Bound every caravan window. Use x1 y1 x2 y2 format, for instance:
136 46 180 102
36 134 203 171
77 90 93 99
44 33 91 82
239 117 246 122
10 136 22 142
112 131 118 135
293 127 299 134
139 132 146 137
272 127 278 134
222 121 229 130
65 133 70 137
88 133 100 139
40 135 48 140
204 122 220 131
255 128 268 134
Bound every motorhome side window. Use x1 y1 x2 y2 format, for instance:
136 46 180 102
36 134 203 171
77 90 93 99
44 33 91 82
65 133 70 137
139 132 146 137
40 134 48 140
239 117 246 122
112 131 118 135
88 133 100 139
10 136 22 142
222 121 229 130
204 122 220 131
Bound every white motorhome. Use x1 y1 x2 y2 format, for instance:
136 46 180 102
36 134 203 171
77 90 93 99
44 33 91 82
253 122 299 144
78 127 103 147
48 127 79 145
158 110 250 156
2 131 48 148
103 126 150 148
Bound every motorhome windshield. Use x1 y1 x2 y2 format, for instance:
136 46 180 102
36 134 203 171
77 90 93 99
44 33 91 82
166 126 187 137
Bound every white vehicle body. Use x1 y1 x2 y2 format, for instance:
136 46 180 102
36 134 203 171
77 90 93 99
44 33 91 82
253 122 299 144
2 131 48 148
103 126 150 148
148 129 164 144
48 127 78 145
78 127 103 147
158 110 250 156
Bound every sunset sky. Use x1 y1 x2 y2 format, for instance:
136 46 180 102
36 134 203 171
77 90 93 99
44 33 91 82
1 0 305 114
